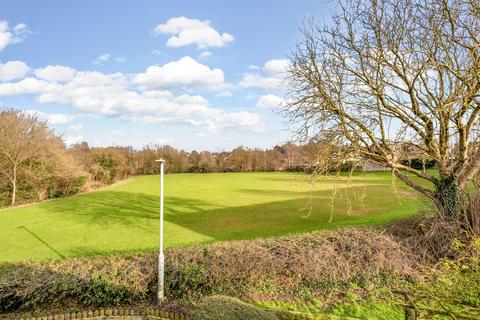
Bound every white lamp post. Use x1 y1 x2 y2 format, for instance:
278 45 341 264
155 159 165 304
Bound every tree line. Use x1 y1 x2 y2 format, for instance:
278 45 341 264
0 109 310 207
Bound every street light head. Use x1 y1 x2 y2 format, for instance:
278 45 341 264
155 159 165 163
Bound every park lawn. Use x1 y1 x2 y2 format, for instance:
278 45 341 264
0 172 426 262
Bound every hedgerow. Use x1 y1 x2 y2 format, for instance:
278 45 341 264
0 227 415 313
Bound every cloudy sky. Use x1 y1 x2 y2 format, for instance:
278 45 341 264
0 0 331 151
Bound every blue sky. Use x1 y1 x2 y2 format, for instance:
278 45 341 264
0 0 333 151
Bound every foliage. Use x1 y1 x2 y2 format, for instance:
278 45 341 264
399 158 436 171
70 142 312 177
258 299 403 320
400 237 480 319
328 301 403 320
0 121 322 208
0 109 86 207
191 296 278 320
1 218 478 319
0 227 417 313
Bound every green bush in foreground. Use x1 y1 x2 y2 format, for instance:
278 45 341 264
0 228 413 313
191 296 278 320
401 237 480 319
257 296 404 320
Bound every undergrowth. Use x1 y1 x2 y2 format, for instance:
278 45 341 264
1 218 479 319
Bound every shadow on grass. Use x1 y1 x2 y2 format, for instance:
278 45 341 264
255 175 412 189
17 226 66 259
38 184 420 247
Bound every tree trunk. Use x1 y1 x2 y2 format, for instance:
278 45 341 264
11 164 17 207
434 176 461 218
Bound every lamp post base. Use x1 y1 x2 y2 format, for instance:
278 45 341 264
157 252 164 304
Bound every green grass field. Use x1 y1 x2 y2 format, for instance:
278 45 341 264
0 172 425 262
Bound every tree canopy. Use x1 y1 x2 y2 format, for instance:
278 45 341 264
285 0 480 216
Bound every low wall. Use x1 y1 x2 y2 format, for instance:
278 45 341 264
6 308 186 320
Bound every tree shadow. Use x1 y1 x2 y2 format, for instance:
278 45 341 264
40 191 222 231
17 184 421 258
235 188 321 197
164 184 421 241
255 174 409 188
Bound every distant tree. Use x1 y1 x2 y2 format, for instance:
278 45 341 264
285 0 480 217
189 150 202 172
199 151 217 172
0 109 65 206
69 142 93 169
229 147 252 172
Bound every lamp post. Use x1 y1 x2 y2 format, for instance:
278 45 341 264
155 159 165 304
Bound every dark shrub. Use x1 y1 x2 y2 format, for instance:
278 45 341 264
399 158 436 170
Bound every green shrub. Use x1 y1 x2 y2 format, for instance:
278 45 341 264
191 296 278 320
400 237 480 319
0 228 416 313
330 301 403 320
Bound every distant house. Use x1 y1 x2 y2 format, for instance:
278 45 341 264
344 141 434 172
353 160 389 172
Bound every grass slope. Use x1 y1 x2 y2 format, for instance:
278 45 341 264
0 172 423 262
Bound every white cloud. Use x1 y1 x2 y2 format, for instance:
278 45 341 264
215 91 232 97
111 130 128 136
48 113 75 124
151 49 163 56
239 73 285 91
0 77 58 95
69 123 83 130
239 59 290 92
13 23 28 33
93 53 111 64
263 59 290 75
142 89 173 98
0 61 30 81
153 17 234 49
133 56 224 89
71 70 125 86
154 137 174 145
174 94 209 106
0 64 264 133
256 94 284 109
64 135 85 146
0 21 30 51
115 57 127 63
204 111 264 133
24 109 75 124
199 51 211 58
248 65 260 70
0 21 12 51
35 65 76 82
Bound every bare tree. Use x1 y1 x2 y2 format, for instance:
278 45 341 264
285 0 480 217
0 109 62 206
